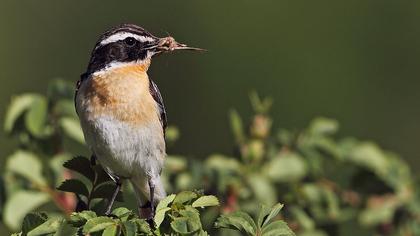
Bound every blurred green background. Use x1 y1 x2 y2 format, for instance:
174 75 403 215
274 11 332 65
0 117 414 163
1 1 420 178
2 1 420 235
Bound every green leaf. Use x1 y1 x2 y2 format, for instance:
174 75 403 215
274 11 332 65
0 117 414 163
27 217 63 236
6 150 46 185
257 205 271 228
21 212 48 235
265 152 307 183
180 206 201 218
4 94 42 133
192 195 219 208
3 191 50 230
170 216 201 234
83 217 116 234
75 210 97 220
165 126 180 143
49 153 72 185
57 179 89 197
247 174 277 206
261 221 295 236
165 156 187 172
175 173 193 191
323 187 340 219
154 207 171 228
111 207 131 217
54 220 78 236
249 91 272 114
173 191 197 204
171 207 202 234
47 78 75 100
197 230 210 236
170 218 190 234
262 203 284 227
24 96 49 137
102 224 120 236
68 211 97 227
383 154 412 190
122 221 136 236
111 207 134 221
54 99 77 118
347 142 389 177
215 211 257 235
277 129 294 146
308 117 339 136
63 156 95 182
91 182 123 202
359 196 399 226
156 194 175 212
229 109 245 143
301 184 323 204
132 219 152 234
205 154 241 173
298 230 328 236
59 117 85 144
290 207 315 231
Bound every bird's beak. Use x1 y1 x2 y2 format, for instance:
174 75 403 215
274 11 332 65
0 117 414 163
149 36 206 56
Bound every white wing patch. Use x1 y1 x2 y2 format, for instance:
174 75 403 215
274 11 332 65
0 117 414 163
99 32 155 46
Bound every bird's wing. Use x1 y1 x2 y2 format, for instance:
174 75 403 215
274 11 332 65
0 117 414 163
149 79 167 133
74 73 88 115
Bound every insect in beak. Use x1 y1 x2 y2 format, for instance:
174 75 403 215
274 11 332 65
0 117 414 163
147 36 206 56
160 36 206 51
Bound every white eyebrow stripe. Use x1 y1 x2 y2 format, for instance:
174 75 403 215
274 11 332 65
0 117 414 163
99 32 155 46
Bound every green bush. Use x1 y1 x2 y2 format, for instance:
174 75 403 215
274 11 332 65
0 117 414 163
10 187 290 236
1 80 294 235
162 92 420 235
2 79 419 235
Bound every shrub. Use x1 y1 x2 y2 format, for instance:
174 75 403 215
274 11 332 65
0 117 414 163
1 80 294 235
2 79 419 235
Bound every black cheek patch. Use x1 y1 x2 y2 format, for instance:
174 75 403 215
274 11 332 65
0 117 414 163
125 44 147 62
86 41 149 75
86 43 124 74
108 46 122 60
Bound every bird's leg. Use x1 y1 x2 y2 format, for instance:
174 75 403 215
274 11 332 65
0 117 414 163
148 178 156 219
105 177 121 216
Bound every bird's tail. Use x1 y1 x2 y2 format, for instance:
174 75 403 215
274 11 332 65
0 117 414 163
130 175 166 217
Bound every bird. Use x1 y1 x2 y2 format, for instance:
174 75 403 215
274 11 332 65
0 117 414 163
75 23 203 219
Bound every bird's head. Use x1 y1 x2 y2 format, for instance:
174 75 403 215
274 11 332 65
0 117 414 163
85 23 203 76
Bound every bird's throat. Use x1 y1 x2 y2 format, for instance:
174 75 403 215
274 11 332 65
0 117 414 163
82 62 158 126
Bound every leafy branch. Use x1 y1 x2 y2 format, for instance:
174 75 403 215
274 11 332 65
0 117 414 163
3 79 420 235
8 153 294 236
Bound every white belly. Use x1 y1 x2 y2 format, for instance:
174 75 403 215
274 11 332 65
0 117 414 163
80 114 165 179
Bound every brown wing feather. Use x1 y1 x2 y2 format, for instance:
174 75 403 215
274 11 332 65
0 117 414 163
74 73 88 116
149 79 167 133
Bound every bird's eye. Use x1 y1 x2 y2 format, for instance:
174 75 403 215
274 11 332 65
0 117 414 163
124 37 137 46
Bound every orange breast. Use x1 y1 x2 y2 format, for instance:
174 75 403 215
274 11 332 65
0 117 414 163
82 63 159 126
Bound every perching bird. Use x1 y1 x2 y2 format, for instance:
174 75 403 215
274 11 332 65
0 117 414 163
75 24 203 218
